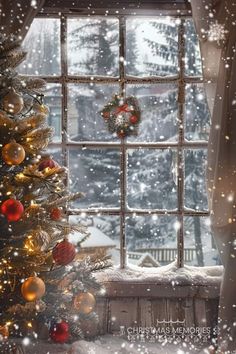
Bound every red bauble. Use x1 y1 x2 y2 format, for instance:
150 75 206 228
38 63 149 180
52 240 76 266
129 115 139 124
38 158 57 171
1 199 24 222
50 321 69 343
50 207 62 221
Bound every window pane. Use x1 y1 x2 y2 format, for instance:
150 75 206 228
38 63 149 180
126 18 178 77
67 83 119 141
67 18 119 76
185 20 202 76
69 215 120 266
126 215 177 266
127 149 177 210
126 84 178 142
47 146 63 165
18 18 60 76
44 84 62 142
184 217 221 266
185 84 210 141
184 149 208 211
69 148 120 208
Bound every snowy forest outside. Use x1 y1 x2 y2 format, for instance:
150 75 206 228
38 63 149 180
18 15 220 267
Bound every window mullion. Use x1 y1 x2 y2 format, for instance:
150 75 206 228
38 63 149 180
119 16 127 269
177 19 186 268
61 14 69 188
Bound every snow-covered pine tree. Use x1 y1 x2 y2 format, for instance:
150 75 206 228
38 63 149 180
0 35 110 352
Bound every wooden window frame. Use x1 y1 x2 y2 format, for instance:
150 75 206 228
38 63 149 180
30 7 209 269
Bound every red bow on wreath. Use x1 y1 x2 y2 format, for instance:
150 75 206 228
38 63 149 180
115 104 131 115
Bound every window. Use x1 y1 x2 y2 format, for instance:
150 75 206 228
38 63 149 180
19 11 219 268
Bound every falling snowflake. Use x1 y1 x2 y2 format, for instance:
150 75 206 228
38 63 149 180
208 21 228 43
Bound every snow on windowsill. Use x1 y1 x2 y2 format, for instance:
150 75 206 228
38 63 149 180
95 261 223 286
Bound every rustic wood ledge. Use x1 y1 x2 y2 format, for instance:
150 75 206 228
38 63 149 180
95 263 222 299
97 281 220 299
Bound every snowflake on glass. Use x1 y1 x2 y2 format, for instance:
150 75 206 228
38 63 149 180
100 94 141 138
208 21 228 44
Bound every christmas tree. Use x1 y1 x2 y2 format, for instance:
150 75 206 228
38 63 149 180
0 35 109 351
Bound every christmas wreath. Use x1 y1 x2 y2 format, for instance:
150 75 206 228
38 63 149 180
100 94 141 138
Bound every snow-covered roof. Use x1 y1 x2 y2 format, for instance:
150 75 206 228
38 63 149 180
127 252 160 267
69 226 117 249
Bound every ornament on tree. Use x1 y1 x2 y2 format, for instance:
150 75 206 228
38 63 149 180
0 325 9 341
49 320 69 343
100 94 141 138
1 198 24 222
24 226 50 253
38 158 58 172
2 140 25 165
50 207 62 221
1 89 24 115
21 276 45 302
73 292 96 315
52 239 76 266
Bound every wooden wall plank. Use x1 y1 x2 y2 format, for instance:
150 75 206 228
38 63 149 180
139 299 152 327
184 298 195 328
108 298 138 333
194 298 207 327
95 298 109 335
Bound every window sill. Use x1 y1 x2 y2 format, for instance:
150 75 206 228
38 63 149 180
95 261 222 299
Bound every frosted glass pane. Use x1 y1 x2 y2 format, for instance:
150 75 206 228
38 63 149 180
126 18 178 77
185 20 202 76
44 84 62 142
184 217 221 266
68 18 119 76
126 84 178 142
69 148 120 208
185 84 211 141
127 149 177 210
126 215 177 266
184 149 208 211
18 18 60 76
67 83 119 141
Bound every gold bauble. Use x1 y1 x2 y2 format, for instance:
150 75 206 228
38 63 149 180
73 292 96 314
2 90 24 115
2 141 25 165
0 325 9 341
21 276 45 302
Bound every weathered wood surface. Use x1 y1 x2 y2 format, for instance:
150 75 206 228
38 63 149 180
94 283 220 336
101 281 220 299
